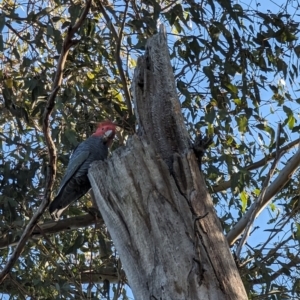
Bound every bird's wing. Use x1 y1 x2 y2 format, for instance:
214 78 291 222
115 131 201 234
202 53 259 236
56 150 90 196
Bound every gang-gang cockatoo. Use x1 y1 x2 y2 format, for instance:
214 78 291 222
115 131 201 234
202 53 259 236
49 121 116 220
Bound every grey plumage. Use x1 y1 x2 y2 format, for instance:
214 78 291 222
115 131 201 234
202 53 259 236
49 135 109 220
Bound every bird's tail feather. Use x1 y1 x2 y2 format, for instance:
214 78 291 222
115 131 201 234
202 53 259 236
49 177 91 220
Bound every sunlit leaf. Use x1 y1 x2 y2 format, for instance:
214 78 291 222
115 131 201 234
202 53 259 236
236 115 248 133
288 115 296 130
269 202 276 212
86 71 95 79
6 78 13 88
240 191 248 212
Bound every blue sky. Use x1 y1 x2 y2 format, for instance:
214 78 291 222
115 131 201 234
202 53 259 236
1 0 300 299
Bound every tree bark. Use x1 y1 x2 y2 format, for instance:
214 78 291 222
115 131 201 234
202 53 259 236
89 27 247 299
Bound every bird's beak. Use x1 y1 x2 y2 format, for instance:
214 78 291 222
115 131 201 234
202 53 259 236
103 130 114 140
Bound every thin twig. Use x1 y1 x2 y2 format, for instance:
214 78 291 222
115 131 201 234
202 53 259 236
0 0 92 284
213 137 300 193
0 213 103 249
235 123 283 260
5 22 39 55
175 54 210 79
9 274 34 300
98 1 133 116
36 225 87 299
250 252 300 285
227 144 300 246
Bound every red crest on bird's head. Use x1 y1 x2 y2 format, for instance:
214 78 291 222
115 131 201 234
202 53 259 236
93 120 116 147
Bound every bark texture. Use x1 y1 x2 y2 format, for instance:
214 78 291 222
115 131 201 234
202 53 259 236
89 28 247 299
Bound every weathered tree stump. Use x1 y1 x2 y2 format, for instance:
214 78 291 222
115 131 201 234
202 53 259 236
89 27 247 299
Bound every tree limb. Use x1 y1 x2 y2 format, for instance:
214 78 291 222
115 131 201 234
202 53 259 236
249 254 300 285
0 0 92 284
235 124 282 260
1 266 126 297
227 143 300 246
97 1 133 116
0 214 102 249
5 22 39 55
212 138 300 193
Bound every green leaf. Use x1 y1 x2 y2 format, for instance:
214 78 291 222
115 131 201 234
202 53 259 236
252 79 261 106
269 202 276 212
0 34 3 52
253 188 260 196
207 123 214 135
169 4 183 26
68 4 81 24
236 115 248 133
240 191 248 212
295 223 300 241
0 13 5 32
224 83 238 94
86 71 95 80
64 234 85 255
12 47 20 60
288 115 295 130
189 38 201 57
294 45 300 58
46 24 53 38
277 59 287 78
233 98 242 106
64 129 78 146
283 105 292 115
203 66 214 84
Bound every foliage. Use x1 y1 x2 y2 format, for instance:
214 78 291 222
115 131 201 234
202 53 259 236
0 0 300 298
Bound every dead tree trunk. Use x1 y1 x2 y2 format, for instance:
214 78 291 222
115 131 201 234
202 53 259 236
89 28 247 299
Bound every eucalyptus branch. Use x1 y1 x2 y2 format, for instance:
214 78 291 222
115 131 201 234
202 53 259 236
160 0 180 12
255 236 290 268
1 265 125 293
9 274 32 300
213 137 300 193
227 126 300 246
175 54 210 79
235 123 283 260
0 213 102 249
258 214 293 256
252 290 293 299
5 22 39 55
98 1 133 116
0 0 92 284
249 254 300 285
240 233 291 270
130 0 140 20
227 142 300 246
37 225 87 299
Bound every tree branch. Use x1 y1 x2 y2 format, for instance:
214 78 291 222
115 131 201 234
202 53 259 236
97 1 133 116
249 255 300 285
0 214 102 249
227 143 300 246
5 22 39 55
212 138 300 193
235 124 282 260
1 266 126 297
0 0 92 284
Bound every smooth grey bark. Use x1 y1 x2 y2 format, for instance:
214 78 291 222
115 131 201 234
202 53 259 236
227 144 300 245
89 28 247 299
